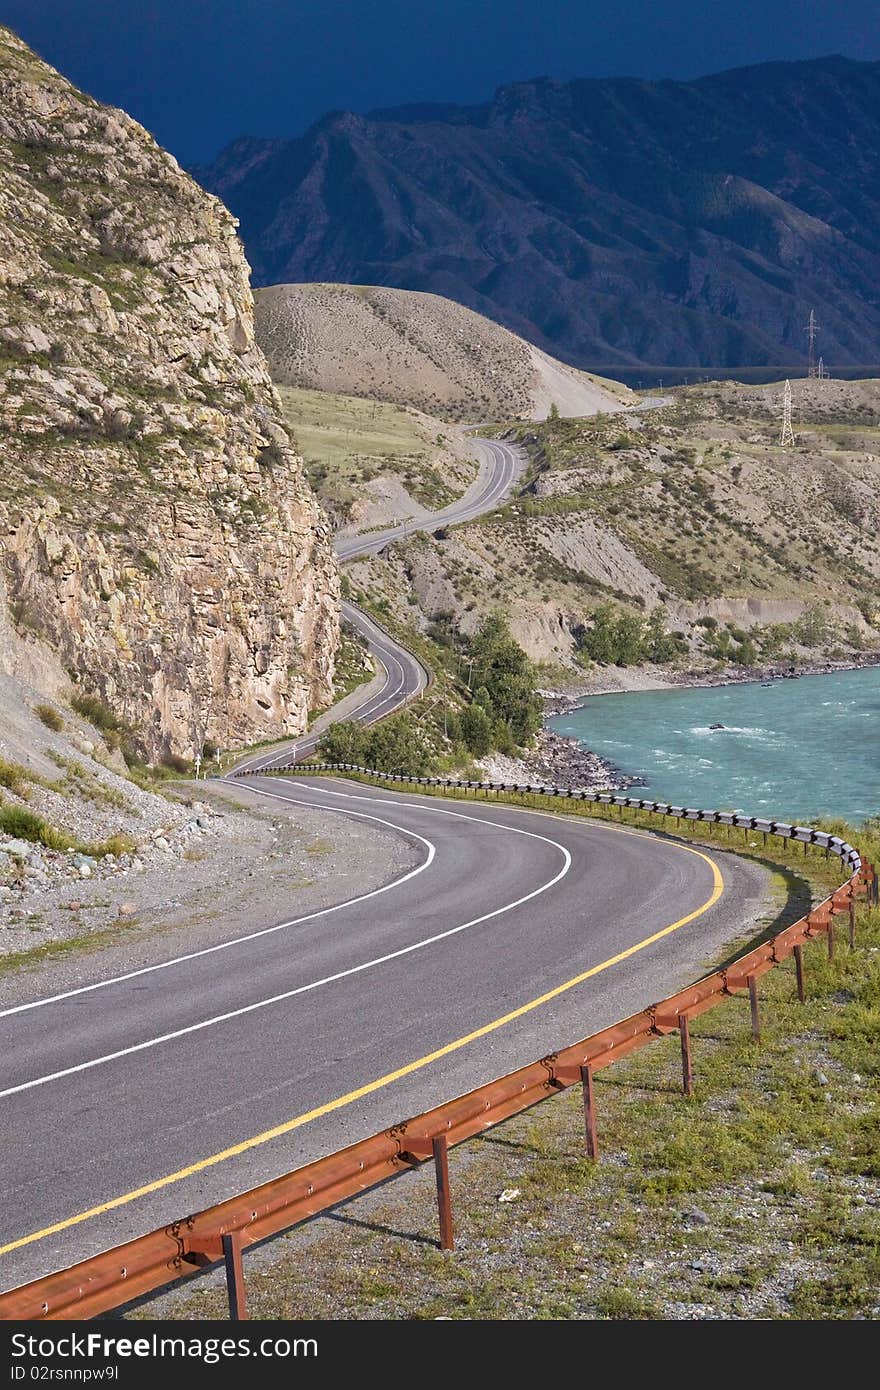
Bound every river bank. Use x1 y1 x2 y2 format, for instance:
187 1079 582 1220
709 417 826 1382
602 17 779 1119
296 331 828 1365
541 651 880 716
477 728 636 795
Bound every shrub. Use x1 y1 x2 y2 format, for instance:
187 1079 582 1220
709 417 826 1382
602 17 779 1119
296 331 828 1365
0 759 30 797
70 691 140 764
94 833 137 858
159 752 190 775
35 703 64 731
0 804 72 850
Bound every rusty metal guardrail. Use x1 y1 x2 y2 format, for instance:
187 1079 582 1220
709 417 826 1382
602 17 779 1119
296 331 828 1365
0 768 874 1321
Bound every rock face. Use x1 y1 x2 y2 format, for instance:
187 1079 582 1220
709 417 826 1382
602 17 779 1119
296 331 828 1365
196 57 880 373
0 28 339 758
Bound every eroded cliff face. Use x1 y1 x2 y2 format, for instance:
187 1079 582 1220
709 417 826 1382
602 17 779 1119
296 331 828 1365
0 27 339 758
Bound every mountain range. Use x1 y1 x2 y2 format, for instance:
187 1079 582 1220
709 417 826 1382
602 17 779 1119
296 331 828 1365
196 56 880 372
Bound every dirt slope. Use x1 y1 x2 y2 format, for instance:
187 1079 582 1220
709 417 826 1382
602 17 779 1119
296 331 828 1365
255 283 634 421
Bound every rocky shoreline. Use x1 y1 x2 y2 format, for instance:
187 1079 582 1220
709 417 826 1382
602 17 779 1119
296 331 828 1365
477 727 636 795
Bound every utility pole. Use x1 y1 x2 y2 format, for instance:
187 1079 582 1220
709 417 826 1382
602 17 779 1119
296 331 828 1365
805 310 819 378
780 379 796 447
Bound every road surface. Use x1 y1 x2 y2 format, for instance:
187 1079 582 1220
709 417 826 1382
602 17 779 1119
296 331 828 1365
0 772 768 1288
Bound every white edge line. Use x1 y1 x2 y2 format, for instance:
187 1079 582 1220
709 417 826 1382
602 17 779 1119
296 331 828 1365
0 782 572 1099
0 800 436 1021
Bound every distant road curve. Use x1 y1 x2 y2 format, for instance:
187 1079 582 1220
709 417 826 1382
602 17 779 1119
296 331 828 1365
334 436 525 562
238 436 527 774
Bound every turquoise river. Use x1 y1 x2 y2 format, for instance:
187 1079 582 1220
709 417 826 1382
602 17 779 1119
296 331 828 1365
548 665 880 826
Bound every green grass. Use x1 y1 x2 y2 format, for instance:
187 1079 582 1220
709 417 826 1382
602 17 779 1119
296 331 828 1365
34 703 64 732
47 753 131 810
0 758 47 798
0 917 144 980
0 803 73 850
276 385 472 516
151 889 880 1322
0 800 137 859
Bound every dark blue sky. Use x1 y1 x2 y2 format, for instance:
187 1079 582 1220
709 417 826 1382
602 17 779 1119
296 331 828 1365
3 0 878 164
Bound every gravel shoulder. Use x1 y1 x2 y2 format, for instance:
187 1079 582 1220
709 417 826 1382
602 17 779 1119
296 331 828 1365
0 773 419 1007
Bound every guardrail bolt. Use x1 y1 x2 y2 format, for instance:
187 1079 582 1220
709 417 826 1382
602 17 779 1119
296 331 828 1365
580 1065 599 1160
222 1232 248 1320
433 1136 455 1251
794 945 806 1003
678 1015 694 1097
748 974 760 1042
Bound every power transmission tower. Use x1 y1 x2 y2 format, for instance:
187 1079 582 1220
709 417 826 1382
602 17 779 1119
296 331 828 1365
780 379 796 447
817 355 828 380
805 309 819 378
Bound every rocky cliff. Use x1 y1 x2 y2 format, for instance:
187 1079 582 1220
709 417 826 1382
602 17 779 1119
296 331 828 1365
0 27 339 759
197 57 880 374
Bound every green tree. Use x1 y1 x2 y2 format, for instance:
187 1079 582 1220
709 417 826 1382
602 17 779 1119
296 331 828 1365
317 720 367 764
467 618 541 745
792 606 832 649
460 703 493 756
643 608 680 663
614 610 644 666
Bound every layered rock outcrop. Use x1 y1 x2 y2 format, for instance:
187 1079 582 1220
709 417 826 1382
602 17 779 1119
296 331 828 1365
0 27 339 757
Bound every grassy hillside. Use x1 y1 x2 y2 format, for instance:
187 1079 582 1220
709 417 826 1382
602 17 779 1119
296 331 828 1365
276 385 477 529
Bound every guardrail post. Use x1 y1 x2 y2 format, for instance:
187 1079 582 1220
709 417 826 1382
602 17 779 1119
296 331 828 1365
748 974 760 1042
580 1065 598 1160
678 1015 693 1097
433 1136 454 1250
827 920 835 961
222 1232 248 1320
794 945 806 1003
848 898 856 949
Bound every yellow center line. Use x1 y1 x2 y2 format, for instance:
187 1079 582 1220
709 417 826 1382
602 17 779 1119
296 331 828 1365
0 834 723 1260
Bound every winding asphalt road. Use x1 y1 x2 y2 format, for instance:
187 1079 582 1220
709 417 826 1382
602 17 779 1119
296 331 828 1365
334 435 526 562
0 773 769 1289
0 395 746 1294
237 436 526 774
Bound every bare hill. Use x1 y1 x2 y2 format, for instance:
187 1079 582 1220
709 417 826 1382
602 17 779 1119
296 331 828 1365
254 283 634 421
